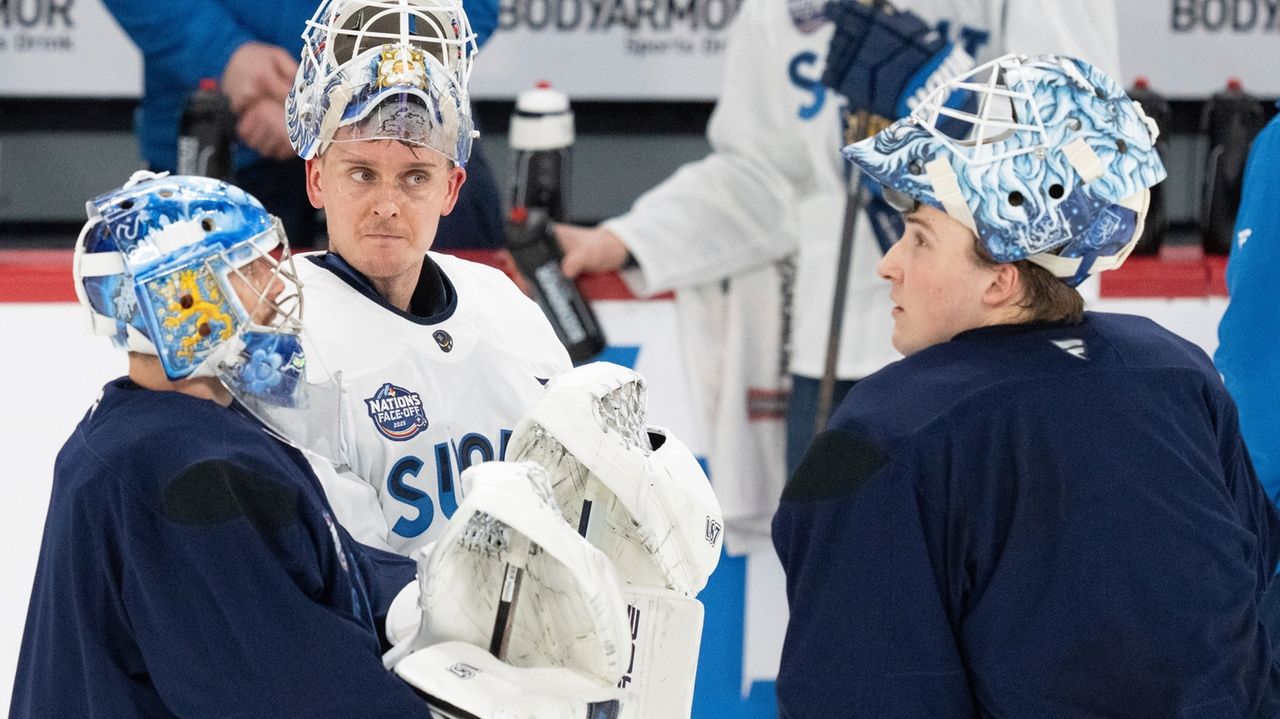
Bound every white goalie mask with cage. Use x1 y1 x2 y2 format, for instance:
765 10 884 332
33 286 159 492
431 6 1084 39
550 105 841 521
286 0 478 165
506 362 724 597
74 172 348 464
844 53 1167 286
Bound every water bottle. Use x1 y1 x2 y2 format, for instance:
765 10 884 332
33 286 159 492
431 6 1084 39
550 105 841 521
1127 77 1170 255
506 206 606 362
1200 78 1267 255
509 81 573 220
506 82 606 363
177 78 235 181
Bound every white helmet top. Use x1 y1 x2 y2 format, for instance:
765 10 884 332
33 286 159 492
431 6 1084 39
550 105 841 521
286 0 478 164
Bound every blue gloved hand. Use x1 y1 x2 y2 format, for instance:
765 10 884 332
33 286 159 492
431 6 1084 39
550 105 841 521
821 0 973 120
464 0 500 47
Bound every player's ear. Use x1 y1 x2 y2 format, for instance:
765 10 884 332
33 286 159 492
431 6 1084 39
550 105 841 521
305 156 325 210
983 262 1022 309
440 165 466 217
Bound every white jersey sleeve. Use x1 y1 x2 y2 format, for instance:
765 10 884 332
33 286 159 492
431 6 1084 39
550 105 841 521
599 0 1121 379
603 0 808 297
594 0 1123 540
310 462 397 552
297 252 571 555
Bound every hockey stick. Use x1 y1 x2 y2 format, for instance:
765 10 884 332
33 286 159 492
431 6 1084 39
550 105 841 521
814 109 888 435
813 0 896 435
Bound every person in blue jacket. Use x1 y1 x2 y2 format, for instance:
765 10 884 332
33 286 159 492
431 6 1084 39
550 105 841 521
1217 104 1280 503
773 54 1280 718
9 173 426 717
101 0 501 250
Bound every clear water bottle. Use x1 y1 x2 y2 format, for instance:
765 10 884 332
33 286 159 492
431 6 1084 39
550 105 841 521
506 82 606 363
1200 78 1267 255
1127 77 1170 255
177 78 235 181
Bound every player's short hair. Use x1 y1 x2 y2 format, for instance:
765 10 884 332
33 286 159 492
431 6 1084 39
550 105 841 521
971 237 1084 324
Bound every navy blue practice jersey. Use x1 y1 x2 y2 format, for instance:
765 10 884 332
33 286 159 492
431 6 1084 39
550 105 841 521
774 312 1280 718
11 378 420 718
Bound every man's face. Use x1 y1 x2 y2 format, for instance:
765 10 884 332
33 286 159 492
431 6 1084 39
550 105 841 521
228 256 285 327
876 204 1003 356
306 132 465 284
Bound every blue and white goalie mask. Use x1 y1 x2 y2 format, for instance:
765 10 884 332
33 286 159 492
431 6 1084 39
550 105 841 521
287 0 478 165
844 54 1167 286
74 172 347 462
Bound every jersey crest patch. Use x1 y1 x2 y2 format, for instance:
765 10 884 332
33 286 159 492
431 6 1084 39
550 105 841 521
365 382 430 441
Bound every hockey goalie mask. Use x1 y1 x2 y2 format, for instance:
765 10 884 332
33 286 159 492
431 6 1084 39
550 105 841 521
75 172 303 385
74 173 348 460
507 362 724 597
287 0 478 165
844 53 1167 286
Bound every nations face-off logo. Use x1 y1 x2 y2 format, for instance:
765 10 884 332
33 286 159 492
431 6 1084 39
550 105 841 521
365 382 429 441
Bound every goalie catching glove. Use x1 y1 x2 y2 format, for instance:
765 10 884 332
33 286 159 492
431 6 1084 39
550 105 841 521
506 362 723 596
384 461 630 717
506 362 724 719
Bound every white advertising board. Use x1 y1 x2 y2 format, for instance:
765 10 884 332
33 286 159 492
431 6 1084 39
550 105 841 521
0 0 142 97
1 2 1273 103
469 0 742 99
1116 0 1280 98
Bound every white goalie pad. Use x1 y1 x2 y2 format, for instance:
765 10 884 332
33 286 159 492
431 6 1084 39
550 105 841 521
507 362 724 596
395 641 624 719
387 461 631 687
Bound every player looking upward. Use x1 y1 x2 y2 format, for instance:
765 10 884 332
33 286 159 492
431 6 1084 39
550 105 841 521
773 53 1280 717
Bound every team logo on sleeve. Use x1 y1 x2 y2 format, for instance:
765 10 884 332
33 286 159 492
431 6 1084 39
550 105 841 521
365 382 429 441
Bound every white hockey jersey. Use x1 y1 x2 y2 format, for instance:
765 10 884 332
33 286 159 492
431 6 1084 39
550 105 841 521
604 0 1120 541
609 0 1119 379
296 252 571 554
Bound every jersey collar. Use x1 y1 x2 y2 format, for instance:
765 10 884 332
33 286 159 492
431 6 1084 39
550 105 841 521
308 251 459 325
